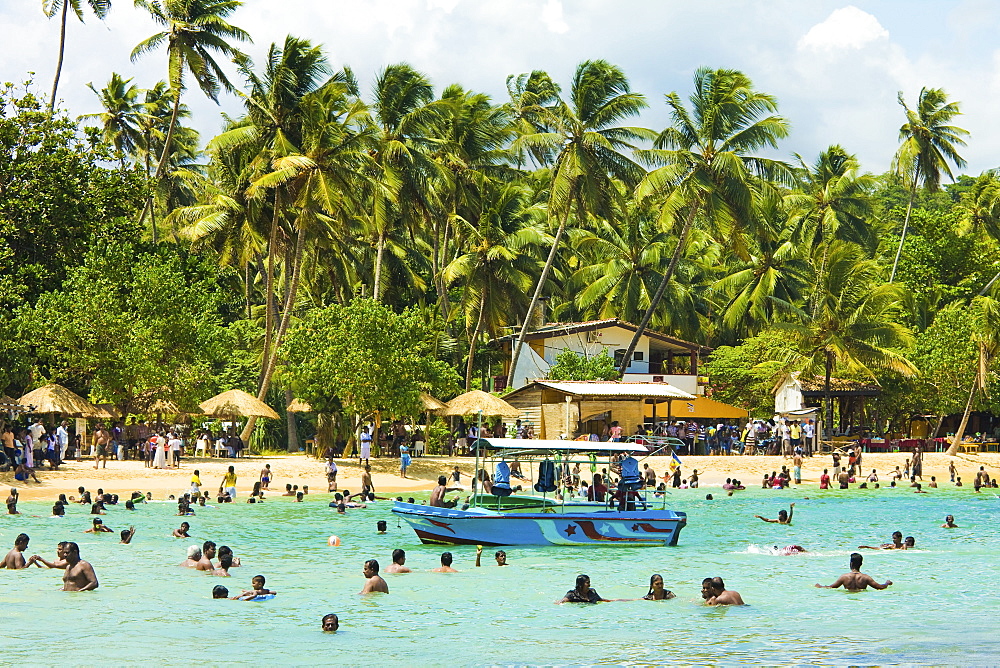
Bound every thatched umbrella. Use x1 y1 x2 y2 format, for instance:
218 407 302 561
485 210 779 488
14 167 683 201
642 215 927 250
200 389 280 420
92 404 121 420
439 390 520 418
420 392 446 412
18 384 100 417
286 398 313 413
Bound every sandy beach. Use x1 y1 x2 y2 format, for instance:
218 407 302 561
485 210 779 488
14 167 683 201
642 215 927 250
4 450 999 501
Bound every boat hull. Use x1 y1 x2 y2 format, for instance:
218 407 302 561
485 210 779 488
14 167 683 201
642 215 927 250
391 502 686 547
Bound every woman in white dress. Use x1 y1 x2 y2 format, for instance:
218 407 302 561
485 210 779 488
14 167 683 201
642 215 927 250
152 433 167 469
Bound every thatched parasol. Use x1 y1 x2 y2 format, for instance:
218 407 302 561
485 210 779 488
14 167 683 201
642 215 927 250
0 395 22 408
419 392 446 412
200 389 280 420
286 398 313 413
91 403 121 420
18 384 101 417
138 398 181 415
439 390 520 418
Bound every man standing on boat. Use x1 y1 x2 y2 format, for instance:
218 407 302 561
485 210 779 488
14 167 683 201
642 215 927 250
617 450 642 511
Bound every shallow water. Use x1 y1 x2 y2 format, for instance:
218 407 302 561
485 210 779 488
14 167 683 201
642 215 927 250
1 485 997 665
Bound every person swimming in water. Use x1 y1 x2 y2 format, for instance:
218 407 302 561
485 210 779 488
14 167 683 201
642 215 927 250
859 531 903 550
0 533 31 569
384 549 412 573
322 613 340 633
702 577 745 606
236 574 277 600
432 552 458 572
84 518 113 534
557 574 610 604
119 526 136 544
475 545 507 567
359 559 389 594
173 522 191 538
376 520 387 534
815 552 892 592
642 573 676 600
942 515 958 528
754 502 794 524
60 542 99 591
179 545 202 568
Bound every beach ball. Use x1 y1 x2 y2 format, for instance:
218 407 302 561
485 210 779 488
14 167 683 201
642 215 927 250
327 535 342 546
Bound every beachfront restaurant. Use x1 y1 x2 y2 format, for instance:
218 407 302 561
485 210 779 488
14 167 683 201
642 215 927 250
502 380 747 446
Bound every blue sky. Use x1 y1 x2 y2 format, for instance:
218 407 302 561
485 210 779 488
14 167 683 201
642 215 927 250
3 0 999 175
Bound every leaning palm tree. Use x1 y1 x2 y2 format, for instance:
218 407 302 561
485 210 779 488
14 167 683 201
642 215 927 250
79 72 146 165
888 87 969 282
507 60 652 385
131 0 250 187
946 294 1000 455
43 0 111 111
617 67 792 375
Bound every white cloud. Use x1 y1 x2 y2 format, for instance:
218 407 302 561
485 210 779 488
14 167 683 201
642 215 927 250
541 0 569 34
797 6 888 52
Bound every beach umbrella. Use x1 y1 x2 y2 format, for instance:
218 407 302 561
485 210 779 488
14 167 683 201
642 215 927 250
439 390 520 418
92 404 121 420
286 398 313 413
419 392 446 412
18 384 101 417
199 389 280 420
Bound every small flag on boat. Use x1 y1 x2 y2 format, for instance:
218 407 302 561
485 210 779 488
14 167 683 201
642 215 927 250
669 452 682 472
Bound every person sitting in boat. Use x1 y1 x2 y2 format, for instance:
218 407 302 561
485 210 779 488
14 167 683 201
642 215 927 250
587 474 608 502
430 476 462 507
616 451 642 511
493 461 513 497
476 469 493 494
509 458 526 480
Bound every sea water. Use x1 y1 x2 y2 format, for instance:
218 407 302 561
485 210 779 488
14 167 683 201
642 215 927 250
1 486 998 665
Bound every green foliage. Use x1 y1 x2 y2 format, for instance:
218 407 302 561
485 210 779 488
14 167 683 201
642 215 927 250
545 348 618 381
702 330 795 416
26 243 234 411
281 298 461 418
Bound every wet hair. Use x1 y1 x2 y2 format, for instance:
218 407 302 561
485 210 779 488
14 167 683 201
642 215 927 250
322 613 339 630
778 510 788 520
575 573 590 588
125 500 135 510
219 553 233 569
904 536 915 546
495 550 506 559
180 522 189 529
365 559 379 572
376 520 387 532
212 585 229 599
252 574 266 585
14 533 28 546
218 545 232 558
892 531 902 539
711 577 725 591
296 492 303 500
407 497 415 504
203 540 217 553
440 551 453 566
438 475 447 485
120 530 131 541
646 573 662 597
52 504 64 516
392 548 405 563
65 542 80 556
850 552 863 570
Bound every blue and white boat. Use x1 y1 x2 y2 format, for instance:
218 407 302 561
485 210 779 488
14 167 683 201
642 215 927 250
392 438 687 547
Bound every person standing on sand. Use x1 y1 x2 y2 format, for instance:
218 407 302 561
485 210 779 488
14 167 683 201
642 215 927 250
260 464 272 490
949 460 957 482
326 458 338 492
359 559 388 594
399 444 411 478
832 452 841 479
359 426 372 464
911 446 923 480
93 423 111 469
61 542 99 591
815 552 892 592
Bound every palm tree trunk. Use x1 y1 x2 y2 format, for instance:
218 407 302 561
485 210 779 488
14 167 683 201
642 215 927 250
617 203 699 376
373 228 386 301
137 89 182 229
889 189 915 282
242 227 305 443
284 387 300 453
509 205 572 386
244 263 252 319
48 0 69 112
825 351 834 440
143 143 157 244
260 190 280 388
465 295 486 390
946 378 977 456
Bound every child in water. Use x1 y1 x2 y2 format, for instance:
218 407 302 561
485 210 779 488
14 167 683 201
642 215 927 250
237 575 277 600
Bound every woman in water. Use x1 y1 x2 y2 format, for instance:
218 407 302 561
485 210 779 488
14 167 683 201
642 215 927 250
642 574 676 600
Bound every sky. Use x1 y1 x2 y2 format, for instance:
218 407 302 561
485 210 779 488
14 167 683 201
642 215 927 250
3 0 1000 175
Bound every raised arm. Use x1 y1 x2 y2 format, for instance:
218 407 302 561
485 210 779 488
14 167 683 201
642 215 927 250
786 503 795 523
475 545 483 567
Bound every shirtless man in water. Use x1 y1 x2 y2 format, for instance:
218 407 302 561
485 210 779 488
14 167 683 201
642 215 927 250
359 559 389 594
61 542 99 591
429 475 461 507
384 549 412 573
432 552 458 572
859 530 903 550
815 552 892 591
754 502 794 524
942 515 958 528
702 577 745 605
28 541 69 570
196 541 217 571
0 533 31 569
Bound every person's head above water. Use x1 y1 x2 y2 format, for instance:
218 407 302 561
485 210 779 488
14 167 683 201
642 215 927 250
187 545 202 560
322 613 339 633
212 585 229 599
377 520 387 533
438 475 447 486
700 577 715 599
904 536 915 547
495 550 507 566
203 540 217 558
575 574 591 591
219 553 233 569
850 552 863 570
251 575 266 589
777 509 788 521
363 559 379 577
647 573 664 596
440 552 453 566
392 548 406 565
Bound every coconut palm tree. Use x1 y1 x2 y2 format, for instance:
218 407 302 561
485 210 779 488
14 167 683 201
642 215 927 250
779 242 917 438
889 87 969 282
79 73 145 165
946 294 1000 455
618 67 792 375
43 0 111 111
507 60 652 385
131 0 250 187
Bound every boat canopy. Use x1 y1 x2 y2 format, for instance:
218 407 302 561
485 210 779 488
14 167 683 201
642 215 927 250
472 437 649 454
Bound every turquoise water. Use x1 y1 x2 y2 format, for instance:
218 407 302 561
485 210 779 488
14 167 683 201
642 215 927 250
2 486 998 665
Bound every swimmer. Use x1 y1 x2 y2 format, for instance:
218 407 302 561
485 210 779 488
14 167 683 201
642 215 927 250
322 613 340 633
376 520 387 534
902 536 916 549
776 545 808 555
384 549 411 573
212 585 230 599
754 502 794 524
84 518 113 534
815 552 892 592
119 526 136 544
359 559 389 594
859 531 903 550
196 541 217 571
179 545 202 568
432 551 458 572
218 545 241 567
0 533 31 569
28 541 69 570
702 577 745 606
557 574 610 604
236 574 276 600
942 515 958 528
61 542 99 591
173 522 191 538
642 573 676 600
475 545 507 567
213 553 234 577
